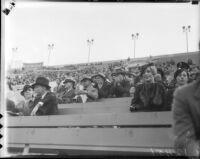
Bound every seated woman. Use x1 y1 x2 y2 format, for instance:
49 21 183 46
17 85 35 116
166 68 190 110
130 63 166 112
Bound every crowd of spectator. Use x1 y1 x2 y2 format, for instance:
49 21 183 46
6 58 200 116
5 57 200 157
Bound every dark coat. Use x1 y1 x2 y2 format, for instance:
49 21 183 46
131 83 166 111
58 89 75 104
110 79 131 98
98 82 112 98
172 80 200 156
33 92 58 116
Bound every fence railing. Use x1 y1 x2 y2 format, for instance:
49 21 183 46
6 97 175 156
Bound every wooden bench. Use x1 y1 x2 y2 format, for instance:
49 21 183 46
6 97 175 156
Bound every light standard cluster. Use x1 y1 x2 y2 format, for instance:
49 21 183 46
182 25 191 53
47 43 54 66
87 39 94 65
131 33 139 59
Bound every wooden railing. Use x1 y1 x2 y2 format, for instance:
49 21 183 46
6 97 175 156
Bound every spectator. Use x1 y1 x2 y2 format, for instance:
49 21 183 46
166 68 190 110
75 76 99 103
53 78 63 93
110 71 131 97
30 76 58 116
91 73 111 98
18 85 35 116
130 63 166 111
57 78 76 104
172 76 200 157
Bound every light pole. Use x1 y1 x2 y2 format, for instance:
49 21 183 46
11 47 18 68
182 25 191 53
131 33 139 59
47 43 54 67
87 39 94 65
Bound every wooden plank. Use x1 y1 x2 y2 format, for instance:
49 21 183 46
7 143 175 156
7 128 174 148
58 106 130 114
7 112 173 127
58 97 132 109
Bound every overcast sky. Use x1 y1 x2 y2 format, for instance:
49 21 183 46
4 1 199 68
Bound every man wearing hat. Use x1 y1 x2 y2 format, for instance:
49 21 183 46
75 76 99 103
110 71 131 98
30 76 58 116
57 78 76 104
91 73 111 98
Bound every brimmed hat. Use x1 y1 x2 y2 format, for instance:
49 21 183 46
80 76 92 82
31 76 51 89
140 63 156 77
20 85 32 96
63 78 76 85
91 73 106 81
177 62 190 70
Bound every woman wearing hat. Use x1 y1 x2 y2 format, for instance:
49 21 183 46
166 68 190 110
130 64 166 112
30 76 58 116
19 85 35 116
57 78 76 104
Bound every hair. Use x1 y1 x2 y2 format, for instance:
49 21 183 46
174 69 189 80
140 63 157 77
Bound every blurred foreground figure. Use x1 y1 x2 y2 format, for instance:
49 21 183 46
172 75 200 157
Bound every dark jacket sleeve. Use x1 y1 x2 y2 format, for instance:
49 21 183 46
130 84 143 109
62 89 76 104
114 80 130 97
36 92 58 115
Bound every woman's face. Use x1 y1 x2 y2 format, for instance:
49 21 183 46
24 88 33 100
143 67 154 83
176 71 188 86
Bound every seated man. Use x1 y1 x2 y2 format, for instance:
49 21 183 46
57 78 76 104
30 76 58 116
91 73 111 98
75 76 99 103
110 71 131 98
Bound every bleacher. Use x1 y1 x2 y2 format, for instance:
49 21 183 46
6 97 175 156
